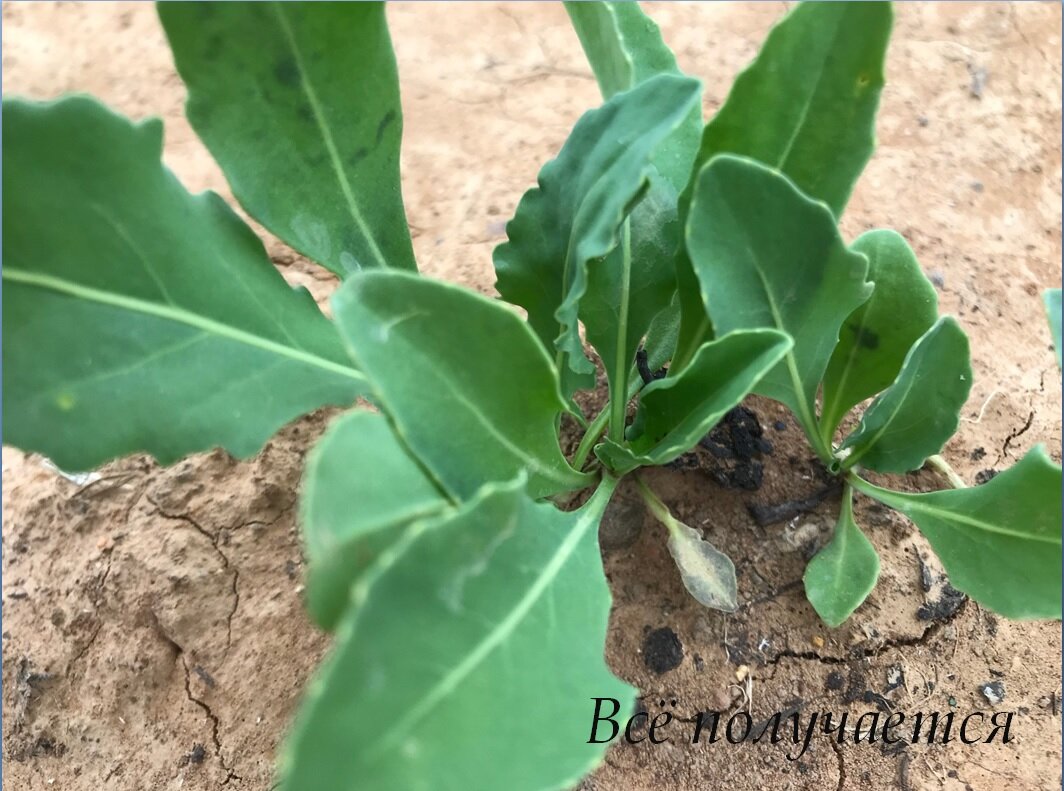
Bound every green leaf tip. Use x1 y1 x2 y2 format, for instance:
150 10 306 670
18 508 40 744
803 486 880 627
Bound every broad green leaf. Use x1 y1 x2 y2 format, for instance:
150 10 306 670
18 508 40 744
301 411 450 631
159 2 416 276
333 270 590 501
493 74 701 400
840 318 971 473
2 96 364 471
1045 288 1062 367
596 329 792 474
803 485 879 627
673 1 892 371
565 2 703 386
281 476 634 791
685 155 872 447
850 447 1063 619
691 1 891 216
580 192 677 438
821 230 939 436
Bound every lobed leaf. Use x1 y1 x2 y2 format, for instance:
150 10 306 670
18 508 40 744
493 74 701 401
803 486 880 627
684 155 872 446
159 1 416 276
596 329 792 474
821 229 939 437
281 476 634 791
332 270 590 501
2 96 364 471
840 317 971 473
850 447 1063 620
301 411 450 631
673 1 892 370
1045 288 1062 367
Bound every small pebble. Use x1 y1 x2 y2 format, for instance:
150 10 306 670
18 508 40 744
981 681 1006 706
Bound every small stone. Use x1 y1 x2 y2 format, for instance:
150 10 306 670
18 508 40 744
810 635 825 649
980 681 1006 706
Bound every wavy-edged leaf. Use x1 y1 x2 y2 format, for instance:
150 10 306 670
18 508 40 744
2 96 364 471
333 270 590 500
301 411 451 630
674 1 892 370
281 476 634 791
596 329 791 474
1045 288 1062 367
565 3 703 382
840 317 971 473
821 230 939 436
850 447 1063 619
159 1 416 276
493 74 701 400
803 485 879 627
685 155 872 444
581 189 680 435
564 0 701 192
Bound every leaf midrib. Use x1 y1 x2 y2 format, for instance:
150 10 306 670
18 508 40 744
271 2 388 271
4 267 365 384
363 483 612 761
381 327 584 490
853 477 1062 545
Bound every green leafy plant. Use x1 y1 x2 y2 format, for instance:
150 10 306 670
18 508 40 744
3 2 1060 789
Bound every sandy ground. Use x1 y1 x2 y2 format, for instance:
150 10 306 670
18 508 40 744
2 3 1061 790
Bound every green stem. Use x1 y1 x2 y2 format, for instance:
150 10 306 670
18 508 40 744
572 406 611 472
634 477 681 539
846 470 893 504
925 454 968 489
586 471 621 515
796 406 834 466
572 358 650 472
608 219 633 443
818 410 837 453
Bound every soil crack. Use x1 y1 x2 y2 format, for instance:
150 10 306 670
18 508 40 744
151 613 243 784
147 497 241 656
764 605 964 668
